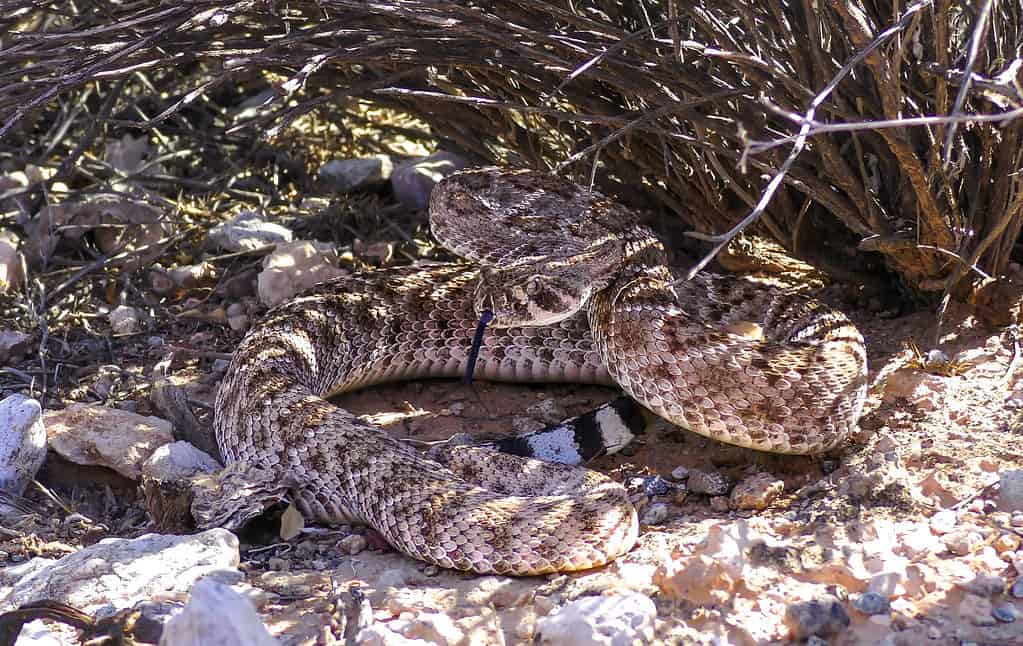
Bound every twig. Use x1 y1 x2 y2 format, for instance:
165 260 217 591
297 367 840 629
942 0 996 170
749 106 1023 154
915 244 992 280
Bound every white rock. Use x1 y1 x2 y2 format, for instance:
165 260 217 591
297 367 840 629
899 526 941 558
257 240 348 307
320 156 393 193
0 329 31 364
357 624 434 646
534 592 657 645
942 529 983 555
929 509 958 535
12 619 64 645
207 211 293 253
0 229 24 294
141 441 222 481
640 502 669 526
999 470 1023 512
159 578 277 646
108 305 142 334
0 529 240 614
390 151 469 210
45 404 173 480
0 394 45 496
397 611 466 645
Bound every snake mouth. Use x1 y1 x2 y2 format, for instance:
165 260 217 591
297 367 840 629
465 308 494 384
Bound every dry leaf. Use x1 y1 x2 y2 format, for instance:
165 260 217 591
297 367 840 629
279 503 304 541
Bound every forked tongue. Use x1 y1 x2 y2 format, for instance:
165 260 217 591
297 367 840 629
464 309 494 384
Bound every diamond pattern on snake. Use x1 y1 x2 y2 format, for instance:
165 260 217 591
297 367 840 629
203 167 868 575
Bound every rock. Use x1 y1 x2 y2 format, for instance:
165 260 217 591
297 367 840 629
207 211 293 253
1012 579 1023 599
160 578 278 646
319 155 393 193
108 305 142 334
958 573 1006 597
929 509 958 534
149 262 217 295
356 240 395 265
0 229 23 294
257 240 347 307
640 502 669 526
1000 470 1023 511
0 394 45 496
959 593 996 626
729 472 784 510
339 534 367 555
709 496 730 513
942 529 983 555
534 592 657 645
654 554 736 605
0 529 240 614
44 404 173 480
993 604 1019 623
227 314 249 332
104 133 161 176
11 619 64 645
852 591 889 615
390 151 469 210
141 441 221 481
397 611 466 645
525 398 567 425
882 370 948 410
899 526 942 558
784 596 850 640
356 624 433 646
688 468 731 496
0 329 32 364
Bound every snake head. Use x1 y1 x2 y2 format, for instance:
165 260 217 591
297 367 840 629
474 265 592 328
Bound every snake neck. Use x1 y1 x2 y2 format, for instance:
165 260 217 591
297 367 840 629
599 225 675 309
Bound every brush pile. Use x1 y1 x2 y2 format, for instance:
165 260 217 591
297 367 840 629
2 0 1022 299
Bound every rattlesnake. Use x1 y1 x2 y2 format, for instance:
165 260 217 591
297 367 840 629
205 167 868 575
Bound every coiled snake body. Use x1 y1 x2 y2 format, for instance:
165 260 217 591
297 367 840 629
208 168 868 575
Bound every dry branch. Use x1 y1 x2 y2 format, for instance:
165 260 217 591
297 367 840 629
1 0 1022 298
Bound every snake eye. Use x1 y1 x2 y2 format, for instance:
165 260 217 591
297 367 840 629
525 276 543 296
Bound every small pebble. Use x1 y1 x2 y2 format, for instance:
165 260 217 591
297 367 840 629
852 591 889 615
1012 579 1023 599
709 496 730 513
929 509 957 534
339 534 367 555
942 529 983 555
992 605 1018 623
784 596 850 640
688 468 731 496
640 502 669 526
1000 470 1023 512
1012 511 1023 527
423 565 439 577
670 466 689 481
642 475 672 497
729 472 784 511
995 533 1021 554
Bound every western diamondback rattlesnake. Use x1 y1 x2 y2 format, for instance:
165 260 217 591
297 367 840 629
205 167 868 575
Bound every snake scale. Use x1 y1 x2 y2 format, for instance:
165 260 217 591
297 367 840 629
208 168 868 575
